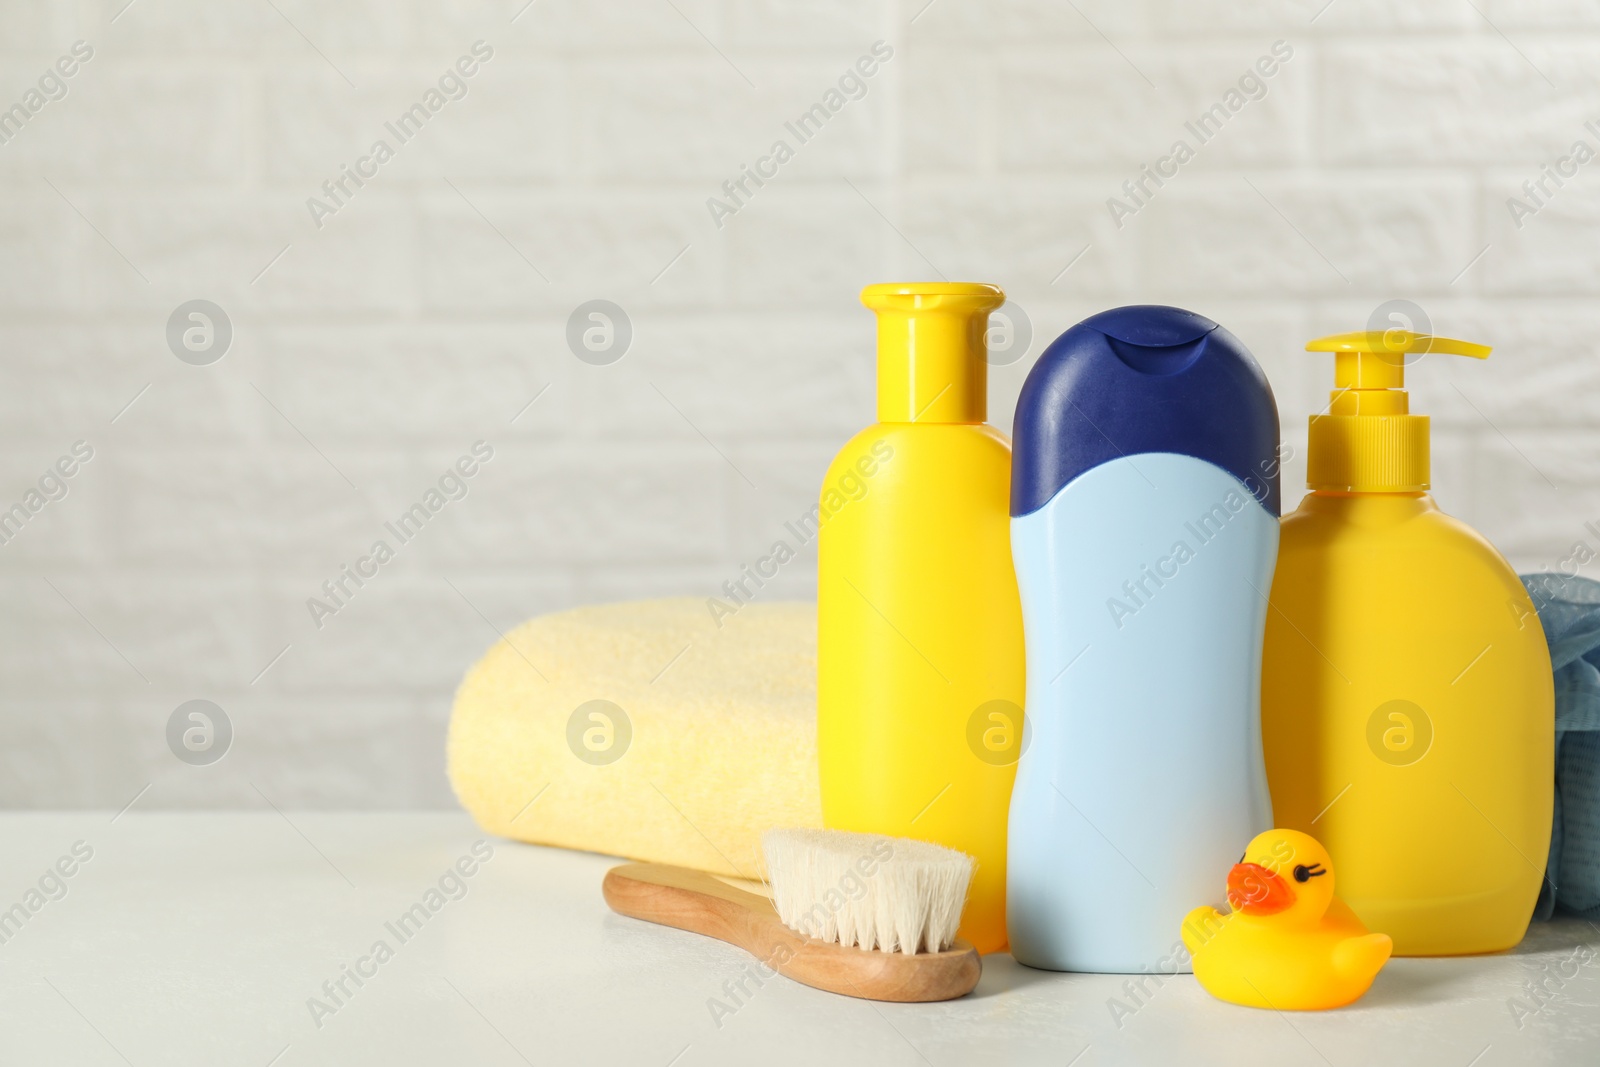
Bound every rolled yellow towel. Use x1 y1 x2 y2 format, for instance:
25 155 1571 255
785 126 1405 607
447 597 822 879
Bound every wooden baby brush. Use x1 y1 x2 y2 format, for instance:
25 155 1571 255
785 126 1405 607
602 829 981 1002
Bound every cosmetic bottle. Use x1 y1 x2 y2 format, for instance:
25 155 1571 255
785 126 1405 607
1006 306 1281 972
1261 330 1554 955
817 282 1026 954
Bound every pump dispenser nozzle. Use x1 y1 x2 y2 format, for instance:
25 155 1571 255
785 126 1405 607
1302 330 1491 493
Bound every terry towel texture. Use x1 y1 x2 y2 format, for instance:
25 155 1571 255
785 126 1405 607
447 598 822 879
1523 574 1600 920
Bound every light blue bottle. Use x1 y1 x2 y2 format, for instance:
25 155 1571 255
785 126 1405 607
1005 306 1282 973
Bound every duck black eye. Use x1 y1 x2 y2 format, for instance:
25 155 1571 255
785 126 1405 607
1293 863 1326 882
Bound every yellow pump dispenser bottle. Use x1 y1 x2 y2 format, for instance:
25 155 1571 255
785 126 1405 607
817 283 1025 954
1261 331 1554 956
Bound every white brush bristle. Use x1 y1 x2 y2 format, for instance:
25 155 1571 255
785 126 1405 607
761 829 973 955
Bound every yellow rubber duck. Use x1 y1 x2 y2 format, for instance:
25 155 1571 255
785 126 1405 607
1182 828 1392 1010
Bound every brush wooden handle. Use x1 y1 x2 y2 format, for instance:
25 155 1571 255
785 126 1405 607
602 863 981 1002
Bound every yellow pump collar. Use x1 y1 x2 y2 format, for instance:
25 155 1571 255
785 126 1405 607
1302 330 1490 493
861 283 1005 424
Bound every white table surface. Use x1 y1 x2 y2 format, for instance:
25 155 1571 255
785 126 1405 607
0 813 1595 1066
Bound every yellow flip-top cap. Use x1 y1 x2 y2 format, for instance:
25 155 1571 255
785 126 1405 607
861 283 1004 424
1301 330 1491 493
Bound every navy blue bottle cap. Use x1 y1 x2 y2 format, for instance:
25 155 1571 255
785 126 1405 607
1010 305 1281 517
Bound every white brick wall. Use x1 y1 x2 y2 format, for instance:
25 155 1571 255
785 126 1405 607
1 0 1595 807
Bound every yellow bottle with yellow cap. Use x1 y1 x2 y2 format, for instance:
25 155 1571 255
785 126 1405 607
817 282 1024 954
1261 330 1553 955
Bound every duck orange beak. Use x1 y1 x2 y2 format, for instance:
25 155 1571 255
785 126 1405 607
1227 862 1294 915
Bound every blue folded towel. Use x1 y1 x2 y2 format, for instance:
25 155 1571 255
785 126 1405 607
1522 573 1600 919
